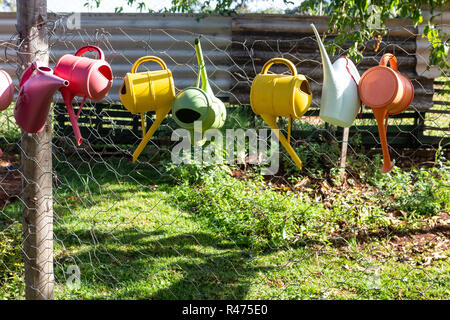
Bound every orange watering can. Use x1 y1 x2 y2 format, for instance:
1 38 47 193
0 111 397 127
250 58 312 170
14 62 69 133
54 45 113 145
119 56 175 162
359 53 414 173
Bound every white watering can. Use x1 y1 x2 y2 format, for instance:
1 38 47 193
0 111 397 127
311 24 361 127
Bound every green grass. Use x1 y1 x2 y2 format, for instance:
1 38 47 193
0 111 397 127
1 153 448 299
0 104 21 146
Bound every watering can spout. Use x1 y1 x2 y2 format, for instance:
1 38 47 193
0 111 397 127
46 75 69 92
260 113 303 170
61 87 83 146
20 64 69 92
132 105 171 162
38 71 69 93
372 108 394 173
311 24 336 85
194 37 213 95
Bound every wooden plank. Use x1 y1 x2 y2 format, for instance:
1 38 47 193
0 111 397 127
433 100 450 106
423 126 450 131
340 127 349 182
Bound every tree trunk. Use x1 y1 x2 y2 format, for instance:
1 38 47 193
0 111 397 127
16 0 53 300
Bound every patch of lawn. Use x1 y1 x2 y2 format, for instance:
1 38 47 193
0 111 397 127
1 155 448 299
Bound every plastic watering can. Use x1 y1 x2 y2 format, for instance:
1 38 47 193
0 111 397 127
250 58 312 170
0 70 14 111
172 38 226 146
119 56 175 162
359 53 414 173
14 62 69 133
0 70 14 158
311 24 361 127
54 45 113 146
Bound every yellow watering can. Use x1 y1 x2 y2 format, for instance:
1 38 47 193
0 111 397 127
119 56 175 162
250 58 312 170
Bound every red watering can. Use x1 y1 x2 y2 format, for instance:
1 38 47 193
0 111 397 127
54 45 113 145
359 53 414 173
14 62 69 133
0 70 14 111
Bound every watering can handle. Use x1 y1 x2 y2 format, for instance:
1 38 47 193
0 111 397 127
131 56 168 73
261 58 297 76
75 45 105 60
19 61 39 88
379 53 398 71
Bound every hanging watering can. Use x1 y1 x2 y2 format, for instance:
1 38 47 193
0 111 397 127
119 56 175 162
54 45 113 145
0 70 14 111
0 70 14 158
311 24 361 127
14 62 69 133
250 58 312 170
172 38 226 146
359 53 414 173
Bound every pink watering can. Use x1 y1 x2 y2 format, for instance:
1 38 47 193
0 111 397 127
54 45 113 145
0 69 14 158
0 70 14 111
14 62 69 133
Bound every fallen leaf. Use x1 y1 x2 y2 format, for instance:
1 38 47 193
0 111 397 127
294 177 311 189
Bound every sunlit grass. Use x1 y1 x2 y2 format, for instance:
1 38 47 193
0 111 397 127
1 159 444 299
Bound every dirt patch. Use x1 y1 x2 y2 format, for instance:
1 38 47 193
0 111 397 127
0 154 21 208
392 232 449 251
331 212 450 265
390 212 450 253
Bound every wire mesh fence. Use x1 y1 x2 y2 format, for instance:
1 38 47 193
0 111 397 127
0 10 449 300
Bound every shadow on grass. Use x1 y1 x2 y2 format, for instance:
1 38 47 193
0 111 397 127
55 227 276 299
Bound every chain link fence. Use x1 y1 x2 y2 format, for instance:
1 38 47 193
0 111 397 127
0 10 448 300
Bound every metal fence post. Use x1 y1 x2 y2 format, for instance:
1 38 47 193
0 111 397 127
16 0 54 300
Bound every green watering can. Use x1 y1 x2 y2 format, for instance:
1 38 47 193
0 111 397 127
172 38 226 145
